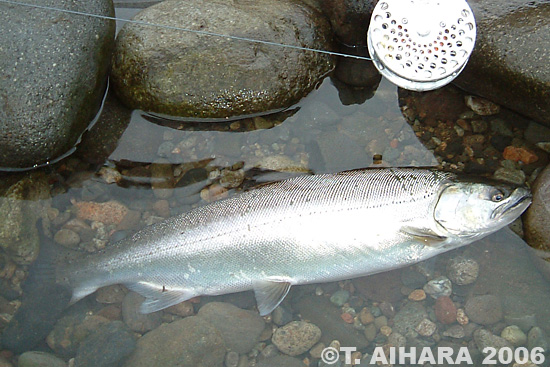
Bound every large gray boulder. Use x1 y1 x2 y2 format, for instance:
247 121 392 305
0 0 115 170
111 0 333 118
454 0 550 127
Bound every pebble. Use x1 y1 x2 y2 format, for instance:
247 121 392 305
330 289 350 306
309 342 326 359
443 325 465 339
197 302 265 354
392 302 428 337
150 159 175 199
387 332 406 348
435 296 457 325
446 256 479 285
464 95 501 116
225 351 240 367
271 321 321 356
73 200 129 225
470 120 488 133
408 289 426 301
341 312 354 324
503 146 539 164
272 305 293 326
456 308 469 325
423 276 452 299
474 329 513 355
165 300 194 317
121 292 162 333
364 323 377 342
527 326 549 353
415 318 437 337
18 351 66 367
152 199 171 218
490 118 514 137
95 285 126 304
493 166 526 185
53 228 81 248
97 167 122 184
504 314 537 332
374 316 388 330
464 295 503 325
501 325 527 346
380 325 392 336
359 308 374 325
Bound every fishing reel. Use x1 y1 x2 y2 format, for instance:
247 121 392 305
367 0 477 91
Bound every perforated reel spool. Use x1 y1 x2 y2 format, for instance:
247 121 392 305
367 0 476 91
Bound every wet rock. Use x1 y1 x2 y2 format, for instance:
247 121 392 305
501 325 527 346
54 229 81 248
393 302 428 337
165 300 194 317
294 295 367 349
47 315 110 358
464 96 501 116
123 316 226 367
423 276 452 299
112 0 333 118
447 257 479 285
503 146 539 165
150 159 175 199
272 305 294 326
454 0 550 127
197 302 265 354
443 325 466 339
0 172 50 264
354 270 403 303
525 165 550 252
415 318 437 337
474 329 513 355
504 314 537 333
408 289 426 301
256 354 306 367
435 296 457 325
465 295 503 325
528 326 549 353
121 292 162 333
272 321 321 356
0 0 114 169
401 267 427 289
319 0 374 47
316 131 368 171
96 285 126 305
330 289 350 306
73 200 129 226
493 166 526 185
74 321 136 367
18 351 66 367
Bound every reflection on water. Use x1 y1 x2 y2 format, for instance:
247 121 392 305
0 69 549 365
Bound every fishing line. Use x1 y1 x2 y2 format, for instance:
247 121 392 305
0 0 373 61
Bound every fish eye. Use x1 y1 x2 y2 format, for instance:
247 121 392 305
490 189 506 202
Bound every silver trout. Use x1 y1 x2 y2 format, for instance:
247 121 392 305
56 168 531 315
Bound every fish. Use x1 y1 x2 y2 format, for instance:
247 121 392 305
52 167 531 316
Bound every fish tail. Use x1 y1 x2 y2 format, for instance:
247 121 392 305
0 219 73 353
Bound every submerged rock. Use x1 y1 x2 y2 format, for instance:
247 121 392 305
454 0 550 127
0 0 115 169
123 316 226 367
0 172 50 265
111 0 333 118
525 164 550 252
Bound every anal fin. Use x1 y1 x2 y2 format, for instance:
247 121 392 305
253 277 292 316
401 226 447 247
125 281 194 314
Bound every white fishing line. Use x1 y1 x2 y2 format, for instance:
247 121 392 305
0 0 373 61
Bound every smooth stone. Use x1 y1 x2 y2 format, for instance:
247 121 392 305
18 351 66 367
423 276 452 299
112 0 333 118
255 354 306 367
0 0 114 169
121 292 162 333
392 302 428 338
123 316 226 367
528 326 549 353
54 229 81 248
446 256 479 285
524 165 550 252
74 321 136 367
271 321 321 356
329 289 350 307
500 325 527 347
197 302 265 354
293 295 367 349
46 315 110 358
504 314 537 333
474 329 513 355
272 305 294 326
454 0 550 127
465 295 503 325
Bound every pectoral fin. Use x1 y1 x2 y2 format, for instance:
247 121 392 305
253 278 292 316
125 281 194 314
401 226 447 247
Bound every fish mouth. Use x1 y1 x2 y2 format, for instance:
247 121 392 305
492 191 532 220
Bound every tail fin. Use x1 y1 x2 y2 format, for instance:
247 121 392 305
1 220 73 353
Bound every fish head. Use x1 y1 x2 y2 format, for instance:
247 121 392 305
434 179 532 238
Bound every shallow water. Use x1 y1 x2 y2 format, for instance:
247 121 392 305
0 4 549 367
